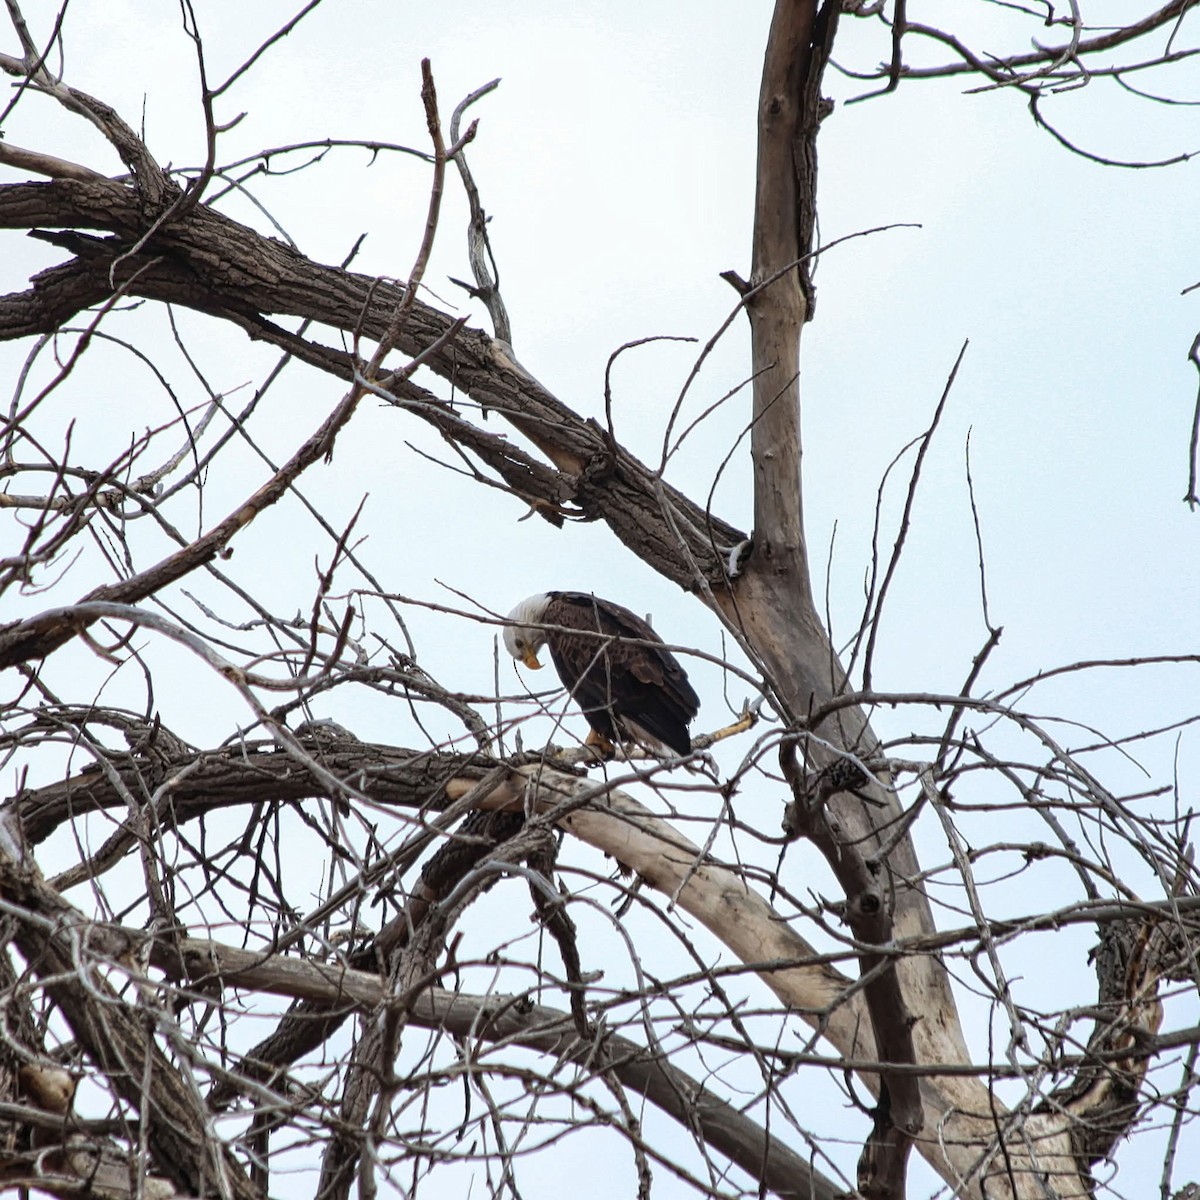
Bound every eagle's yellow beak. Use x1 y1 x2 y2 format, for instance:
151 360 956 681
522 648 543 670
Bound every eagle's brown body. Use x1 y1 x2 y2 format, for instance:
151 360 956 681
504 591 699 755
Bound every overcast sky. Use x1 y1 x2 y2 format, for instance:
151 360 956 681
3 3 1200 1196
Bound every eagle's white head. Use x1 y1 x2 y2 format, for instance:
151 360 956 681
503 593 552 670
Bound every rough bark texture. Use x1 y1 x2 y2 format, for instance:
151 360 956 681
0 179 744 616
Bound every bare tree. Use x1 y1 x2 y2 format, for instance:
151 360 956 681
1 3 1198 1199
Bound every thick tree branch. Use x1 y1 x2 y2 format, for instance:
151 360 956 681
744 0 838 577
165 937 845 1200
0 829 260 1199
0 180 745 602
782 750 921 1197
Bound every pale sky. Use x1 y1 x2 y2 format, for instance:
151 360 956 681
3 3 1199 1196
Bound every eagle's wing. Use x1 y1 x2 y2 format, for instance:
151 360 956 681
546 592 698 753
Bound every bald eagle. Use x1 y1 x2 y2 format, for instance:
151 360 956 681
504 591 700 756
